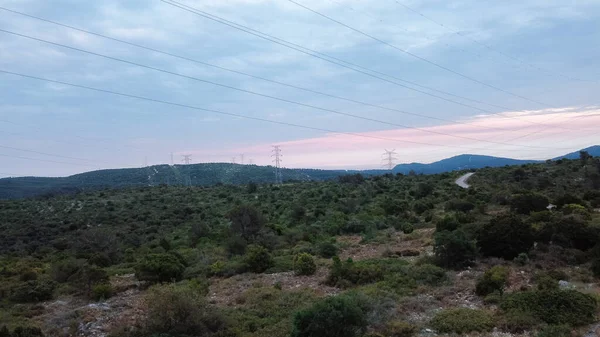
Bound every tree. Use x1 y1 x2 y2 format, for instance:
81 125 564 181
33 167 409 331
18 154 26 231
294 253 317 276
478 214 534 259
135 253 185 283
227 205 265 239
244 245 273 273
510 193 549 214
434 230 478 270
580 151 591 165
75 228 121 266
291 295 367 337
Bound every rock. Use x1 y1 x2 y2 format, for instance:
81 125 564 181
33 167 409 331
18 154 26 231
558 280 570 288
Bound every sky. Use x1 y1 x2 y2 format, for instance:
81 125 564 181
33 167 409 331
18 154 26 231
0 0 599 177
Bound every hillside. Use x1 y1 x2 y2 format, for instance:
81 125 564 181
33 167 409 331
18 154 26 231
1 157 600 337
1 146 597 200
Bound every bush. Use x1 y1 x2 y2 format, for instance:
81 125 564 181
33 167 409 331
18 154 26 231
0 326 44 337
475 265 510 296
92 283 113 301
135 253 185 283
535 273 559 291
326 257 384 288
294 253 317 276
514 253 529 265
383 321 417 337
430 308 494 334
433 230 478 270
227 204 265 239
435 215 460 232
511 193 550 214
409 264 447 286
291 295 367 337
592 258 600 278
499 310 538 333
142 283 228 336
317 241 338 258
401 223 414 234
244 245 273 273
478 214 534 259
537 325 572 337
445 199 475 213
501 290 597 326
10 279 56 303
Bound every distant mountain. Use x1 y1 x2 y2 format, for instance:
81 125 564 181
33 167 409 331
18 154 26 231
1 146 597 199
391 154 540 175
552 145 600 160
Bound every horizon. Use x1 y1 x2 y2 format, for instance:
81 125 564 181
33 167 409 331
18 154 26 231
1 1 599 178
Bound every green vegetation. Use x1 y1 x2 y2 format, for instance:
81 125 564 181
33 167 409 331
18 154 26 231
430 308 494 334
1 157 599 336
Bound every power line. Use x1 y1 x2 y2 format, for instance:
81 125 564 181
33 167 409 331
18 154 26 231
0 6 538 134
160 0 566 126
0 29 577 149
0 144 103 164
382 149 399 170
0 153 99 167
285 0 550 107
390 0 598 84
1 69 581 154
271 145 283 184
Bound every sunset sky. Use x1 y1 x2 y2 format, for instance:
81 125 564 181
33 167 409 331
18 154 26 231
0 0 599 177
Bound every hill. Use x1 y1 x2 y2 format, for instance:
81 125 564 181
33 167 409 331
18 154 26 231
553 145 600 160
392 154 539 174
1 146 597 199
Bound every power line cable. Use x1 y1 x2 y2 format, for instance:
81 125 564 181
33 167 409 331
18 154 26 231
390 0 599 84
0 153 99 168
0 6 508 132
286 0 550 107
1 69 576 153
0 28 575 149
0 145 103 164
160 0 567 127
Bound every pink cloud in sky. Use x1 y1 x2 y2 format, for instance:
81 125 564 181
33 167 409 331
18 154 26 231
186 106 600 169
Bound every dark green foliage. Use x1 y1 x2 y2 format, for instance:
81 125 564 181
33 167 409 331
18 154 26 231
409 264 447 286
189 222 210 247
536 325 572 337
511 193 550 214
75 228 121 266
382 321 418 337
10 279 56 303
227 204 266 240
380 198 409 216
294 253 316 276
534 272 559 291
0 326 44 337
326 257 384 288
430 308 494 334
435 214 460 232
247 181 258 193
401 223 414 234
445 199 475 212
92 283 113 301
500 290 597 326
338 173 365 185
433 230 478 269
412 200 434 214
140 283 229 337
135 253 185 283
475 265 509 296
291 295 368 337
414 182 434 199
244 245 273 273
317 241 338 258
478 214 534 259
499 310 538 333
537 214 599 251
591 258 600 278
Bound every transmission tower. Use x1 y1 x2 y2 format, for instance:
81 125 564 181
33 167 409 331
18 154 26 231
248 159 254 165
181 154 192 165
382 149 399 170
240 154 245 165
271 145 283 184
231 156 237 164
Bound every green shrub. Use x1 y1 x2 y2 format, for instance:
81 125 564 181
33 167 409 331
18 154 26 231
475 265 510 296
501 290 597 326
92 283 113 301
445 199 475 213
433 230 478 270
592 258 600 278
141 283 228 336
294 253 317 276
535 274 559 291
499 310 538 333
10 279 56 303
317 241 338 258
536 325 572 337
430 308 494 334
409 264 447 286
383 321 417 337
135 253 185 283
244 245 273 273
478 214 534 259
291 295 367 337
227 204 265 239
511 193 550 214
401 223 414 234
435 214 459 232
514 253 529 265
1 326 44 337
326 257 384 288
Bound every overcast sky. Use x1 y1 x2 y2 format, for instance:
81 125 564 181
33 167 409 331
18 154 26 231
0 0 599 177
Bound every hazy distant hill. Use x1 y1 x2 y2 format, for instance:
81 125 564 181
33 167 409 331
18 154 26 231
1 146 597 199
